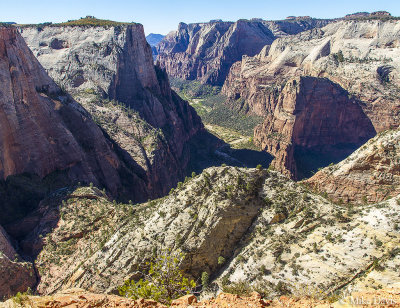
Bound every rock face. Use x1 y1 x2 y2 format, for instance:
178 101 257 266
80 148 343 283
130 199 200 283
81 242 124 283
0 226 36 298
306 128 400 204
25 168 267 294
156 19 331 86
253 76 376 179
19 24 204 204
17 166 400 299
222 19 400 178
0 26 138 225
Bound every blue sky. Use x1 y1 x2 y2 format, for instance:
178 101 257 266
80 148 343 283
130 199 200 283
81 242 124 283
1 0 399 35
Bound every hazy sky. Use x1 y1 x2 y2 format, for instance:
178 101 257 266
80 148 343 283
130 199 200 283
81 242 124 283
2 0 399 35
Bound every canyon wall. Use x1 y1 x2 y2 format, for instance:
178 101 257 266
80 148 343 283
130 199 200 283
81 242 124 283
20 23 205 202
156 19 331 86
253 76 376 179
222 19 400 178
0 26 138 225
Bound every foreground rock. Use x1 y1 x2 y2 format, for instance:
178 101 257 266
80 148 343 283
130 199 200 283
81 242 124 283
24 167 267 294
157 18 331 86
3 285 400 307
306 128 400 204
222 18 400 177
13 166 399 299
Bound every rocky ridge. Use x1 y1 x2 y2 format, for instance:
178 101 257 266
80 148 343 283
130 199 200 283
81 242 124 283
306 128 400 204
0 226 36 298
156 18 331 86
13 165 400 299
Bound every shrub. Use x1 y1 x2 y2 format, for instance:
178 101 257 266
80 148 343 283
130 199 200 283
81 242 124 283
11 288 32 305
218 256 226 265
222 281 252 296
333 50 345 63
118 250 196 304
201 271 209 289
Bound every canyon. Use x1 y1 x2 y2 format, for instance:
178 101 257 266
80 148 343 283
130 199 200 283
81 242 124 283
19 21 207 203
158 16 400 178
0 12 400 307
0 21 207 299
222 18 400 178
156 18 331 86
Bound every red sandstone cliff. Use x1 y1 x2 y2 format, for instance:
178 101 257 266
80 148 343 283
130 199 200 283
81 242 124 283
252 77 375 179
222 19 400 178
20 23 205 203
156 19 331 86
0 27 135 224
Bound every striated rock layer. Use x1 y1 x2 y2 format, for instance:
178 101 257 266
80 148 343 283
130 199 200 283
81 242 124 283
19 23 205 204
306 128 400 204
222 19 400 177
0 26 136 225
16 167 400 299
253 76 375 179
156 19 331 86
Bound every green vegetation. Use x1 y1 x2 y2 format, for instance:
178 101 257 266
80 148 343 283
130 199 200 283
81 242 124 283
118 250 196 304
201 271 209 289
170 77 263 149
332 50 392 64
221 280 253 296
171 78 221 97
10 288 32 305
333 50 345 63
19 16 135 29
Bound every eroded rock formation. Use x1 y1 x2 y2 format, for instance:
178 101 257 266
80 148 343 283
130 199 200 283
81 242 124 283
306 128 400 203
253 76 375 179
0 226 36 298
222 19 400 177
156 19 331 86
13 166 400 299
0 27 134 224
19 23 205 203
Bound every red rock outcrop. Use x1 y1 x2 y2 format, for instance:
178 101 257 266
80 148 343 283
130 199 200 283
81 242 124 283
222 19 400 178
156 19 331 86
252 77 376 179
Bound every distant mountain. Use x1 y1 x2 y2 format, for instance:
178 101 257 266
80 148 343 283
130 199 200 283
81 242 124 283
146 33 165 46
